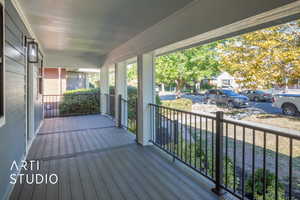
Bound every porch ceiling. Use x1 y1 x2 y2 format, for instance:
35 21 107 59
16 0 193 68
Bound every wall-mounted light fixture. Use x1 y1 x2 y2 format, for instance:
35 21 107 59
25 36 39 63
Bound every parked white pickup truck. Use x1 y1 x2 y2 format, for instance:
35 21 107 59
273 94 300 116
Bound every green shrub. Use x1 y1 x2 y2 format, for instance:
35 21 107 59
175 138 238 189
161 98 192 111
59 88 100 115
245 168 285 200
201 82 214 90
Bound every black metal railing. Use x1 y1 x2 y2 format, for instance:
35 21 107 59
43 93 100 118
149 103 300 200
118 95 138 137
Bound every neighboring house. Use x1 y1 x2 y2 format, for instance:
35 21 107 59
44 68 91 95
215 72 239 89
201 72 239 90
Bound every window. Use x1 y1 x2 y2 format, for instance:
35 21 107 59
222 79 231 86
0 3 4 126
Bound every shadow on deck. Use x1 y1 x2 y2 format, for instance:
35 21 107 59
10 115 219 200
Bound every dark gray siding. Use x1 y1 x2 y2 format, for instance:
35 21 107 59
0 1 42 199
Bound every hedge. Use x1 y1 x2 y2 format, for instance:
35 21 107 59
59 88 100 116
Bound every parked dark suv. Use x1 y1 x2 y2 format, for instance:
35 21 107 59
240 90 272 102
204 89 249 108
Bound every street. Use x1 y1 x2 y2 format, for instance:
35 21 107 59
159 94 282 115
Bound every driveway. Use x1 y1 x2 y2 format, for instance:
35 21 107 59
248 102 282 114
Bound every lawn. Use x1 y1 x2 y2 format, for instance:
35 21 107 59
244 113 300 131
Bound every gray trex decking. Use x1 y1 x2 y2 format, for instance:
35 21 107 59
10 115 218 200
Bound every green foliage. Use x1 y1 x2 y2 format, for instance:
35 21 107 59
127 63 137 85
59 88 100 115
161 98 192 111
175 138 237 189
201 82 214 90
245 168 285 200
63 88 100 95
156 42 220 93
127 86 138 120
219 20 300 89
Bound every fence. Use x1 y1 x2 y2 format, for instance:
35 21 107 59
149 103 300 200
119 95 138 137
43 93 100 118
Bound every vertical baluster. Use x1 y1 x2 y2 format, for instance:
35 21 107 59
212 119 215 178
252 129 256 200
205 117 208 176
242 127 246 199
169 108 171 152
176 111 179 156
225 123 228 187
289 138 293 200
189 113 192 165
181 111 183 160
275 134 279 200
185 112 187 162
199 116 202 170
233 124 236 192
194 114 197 168
263 132 266 200
165 108 168 150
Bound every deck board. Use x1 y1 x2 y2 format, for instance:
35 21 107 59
10 115 218 200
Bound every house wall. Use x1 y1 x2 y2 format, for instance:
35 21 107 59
43 68 66 95
0 1 43 199
44 68 91 95
216 72 239 89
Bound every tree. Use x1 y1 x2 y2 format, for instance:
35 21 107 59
127 63 137 85
155 42 220 93
218 20 300 89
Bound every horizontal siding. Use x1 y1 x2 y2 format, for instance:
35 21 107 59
0 1 27 199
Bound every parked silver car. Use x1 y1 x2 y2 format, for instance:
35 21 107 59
240 90 272 102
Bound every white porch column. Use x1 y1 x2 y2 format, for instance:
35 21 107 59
115 61 127 127
100 65 109 114
137 52 155 145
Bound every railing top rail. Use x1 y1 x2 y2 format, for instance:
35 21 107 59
149 103 216 119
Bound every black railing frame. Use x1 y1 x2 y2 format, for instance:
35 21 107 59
149 103 300 200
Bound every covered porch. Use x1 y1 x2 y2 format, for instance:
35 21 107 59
9 115 219 200
1 0 300 199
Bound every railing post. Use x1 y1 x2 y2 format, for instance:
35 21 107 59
135 99 138 143
106 94 110 115
118 94 122 128
212 111 225 196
